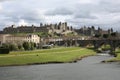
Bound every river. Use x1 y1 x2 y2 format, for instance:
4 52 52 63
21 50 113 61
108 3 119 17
0 54 120 80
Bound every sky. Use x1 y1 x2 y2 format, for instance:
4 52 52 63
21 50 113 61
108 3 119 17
0 0 120 31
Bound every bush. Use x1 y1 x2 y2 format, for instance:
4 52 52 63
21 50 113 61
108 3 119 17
0 48 10 54
23 42 31 50
2 43 9 48
94 34 101 38
103 34 109 38
111 32 117 37
23 42 36 50
9 44 18 51
18 44 24 51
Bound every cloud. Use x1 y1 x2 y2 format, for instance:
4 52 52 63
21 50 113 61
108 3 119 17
0 0 8 2
19 9 45 23
0 8 45 30
0 0 14 2
74 12 97 19
0 0 120 32
63 0 120 32
17 19 28 26
45 15 72 24
45 7 73 16
78 0 100 4
0 6 1 9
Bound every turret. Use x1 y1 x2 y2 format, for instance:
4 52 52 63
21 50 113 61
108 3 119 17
11 25 15 28
65 22 67 27
40 23 43 27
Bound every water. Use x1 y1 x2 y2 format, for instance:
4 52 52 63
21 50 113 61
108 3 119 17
0 54 120 80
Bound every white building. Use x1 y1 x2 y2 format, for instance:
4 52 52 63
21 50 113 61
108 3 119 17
0 34 40 44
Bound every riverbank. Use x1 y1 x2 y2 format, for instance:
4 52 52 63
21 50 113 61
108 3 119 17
0 47 96 67
102 49 120 63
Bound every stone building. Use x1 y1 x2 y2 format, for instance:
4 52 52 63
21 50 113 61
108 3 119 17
0 34 11 44
3 22 74 35
75 26 95 36
75 26 113 36
0 34 40 44
3 25 50 33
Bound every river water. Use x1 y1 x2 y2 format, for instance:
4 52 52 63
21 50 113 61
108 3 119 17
0 54 120 80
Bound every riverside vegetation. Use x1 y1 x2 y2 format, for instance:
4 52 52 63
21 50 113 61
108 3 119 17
103 49 120 62
0 47 96 66
95 44 120 63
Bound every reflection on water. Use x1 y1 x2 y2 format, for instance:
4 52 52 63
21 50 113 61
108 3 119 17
0 55 120 80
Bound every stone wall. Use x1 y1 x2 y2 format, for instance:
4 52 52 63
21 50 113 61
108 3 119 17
2 22 73 34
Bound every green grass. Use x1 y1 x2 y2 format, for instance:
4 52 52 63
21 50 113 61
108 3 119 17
109 54 120 62
104 48 120 62
0 47 96 66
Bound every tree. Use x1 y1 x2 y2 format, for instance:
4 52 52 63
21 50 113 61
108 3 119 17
18 44 24 51
2 43 9 48
30 42 35 50
23 42 36 50
103 34 109 38
94 34 101 38
23 42 31 50
111 32 117 37
9 43 18 51
33 43 37 48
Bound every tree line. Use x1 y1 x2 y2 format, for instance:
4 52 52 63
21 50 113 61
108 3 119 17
0 42 37 54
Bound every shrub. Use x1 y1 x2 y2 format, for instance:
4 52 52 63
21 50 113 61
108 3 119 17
23 42 31 50
1 43 9 48
18 44 24 51
0 48 10 54
94 34 101 38
23 42 36 50
9 44 18 51
103 34 109 38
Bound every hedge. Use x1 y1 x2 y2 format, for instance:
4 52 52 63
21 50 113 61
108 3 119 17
0 48 10 54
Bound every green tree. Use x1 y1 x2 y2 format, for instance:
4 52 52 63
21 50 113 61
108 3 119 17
94 34 101 38
23 42 31 50
33 43 37 48
30 42 35 50
18 44 24 51
103 34 109 38
111 32 117 37
9 44 18 51
2 43 9 48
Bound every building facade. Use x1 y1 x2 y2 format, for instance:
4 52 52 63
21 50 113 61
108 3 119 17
75 26 113 36
0 34 40 44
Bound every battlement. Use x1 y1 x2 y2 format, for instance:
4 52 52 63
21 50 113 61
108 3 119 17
2 22 73 34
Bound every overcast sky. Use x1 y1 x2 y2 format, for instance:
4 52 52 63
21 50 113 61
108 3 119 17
0 0 120 31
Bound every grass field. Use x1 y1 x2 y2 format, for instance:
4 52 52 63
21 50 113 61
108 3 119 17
0 47 96 66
